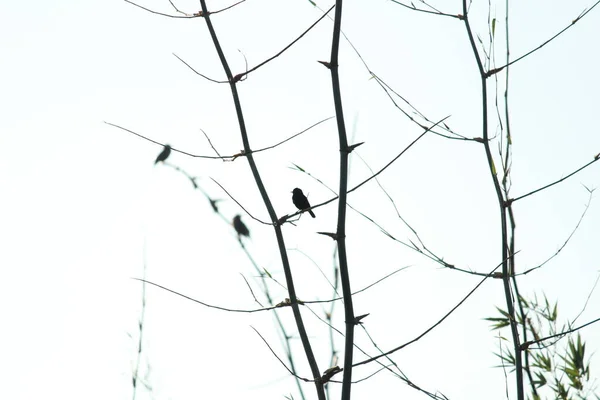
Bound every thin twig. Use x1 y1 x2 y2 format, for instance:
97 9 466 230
123 0 246 19
253 117 334 154
200 128 223 158
520 316 600 350
287 116 448 221
301 305 449 399
487 1 600 77
173 53 226 83
302 265 411 305
132 278 279 313
521 189 593 275
123 0 199 18
210 178 270 225
389 0 462 19
353 257 504 367
237 5 335 80
510 156 600 204
240 273 264 307
106 117 331 161
251 326 311 381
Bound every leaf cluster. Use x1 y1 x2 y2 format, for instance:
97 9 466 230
485 294 598 400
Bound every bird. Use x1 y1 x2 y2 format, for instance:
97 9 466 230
233 215 250 238
154 144 171 165
292 188 315 218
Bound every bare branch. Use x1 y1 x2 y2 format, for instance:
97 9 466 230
353 258 504 367
173 53 226 83
237 5 335 80
520 316 600 350
132 278 278 313
106 116 331 161
210 178 271 225
302 265 411 305
487 1 600 77
123 0 199 19
521 189 594 275
240 273 264 308
389 0 462 19
251 326 311 382
510 155 600 204
123 0 246 19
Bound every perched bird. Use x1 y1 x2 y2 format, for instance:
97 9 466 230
292 188 315 218
154 144 171 165
233 215 250 238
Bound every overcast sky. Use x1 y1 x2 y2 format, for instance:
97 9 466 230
1 0 599 399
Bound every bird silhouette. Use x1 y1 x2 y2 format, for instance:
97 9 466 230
154 144 171 165
292 188 315 218
233 215 250 238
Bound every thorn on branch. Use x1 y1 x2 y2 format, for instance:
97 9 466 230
321 366 341 384
317 60 333 69
353 313 370 325
347 142 365 153
473 137 486 143
317 232 338 240
457 14 464 20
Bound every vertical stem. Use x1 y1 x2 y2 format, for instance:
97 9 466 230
329 1 355 399
239 243 307 400
198 3 325 399
461 1 524 399
132 256 147 400
501 2 536 396
326 251 340 400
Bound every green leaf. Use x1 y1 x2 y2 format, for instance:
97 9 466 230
493 350 516 366
291 163 305 172
550 301 558 322
531 351 552 372
532 371 547 388
491 18 496 38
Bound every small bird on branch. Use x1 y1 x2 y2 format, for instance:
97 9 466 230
292 188 315 218
154 144 171 165
233 214 250 238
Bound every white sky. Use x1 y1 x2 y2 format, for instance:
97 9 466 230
1 0 599 399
